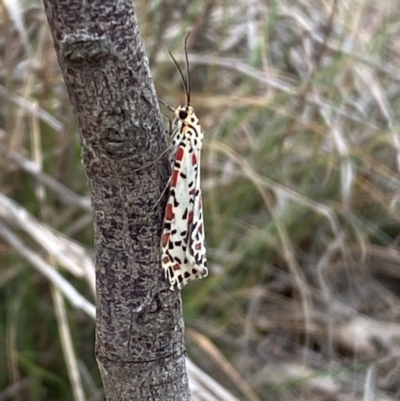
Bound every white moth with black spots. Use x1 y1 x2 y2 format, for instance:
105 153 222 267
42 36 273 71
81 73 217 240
160 34 208 290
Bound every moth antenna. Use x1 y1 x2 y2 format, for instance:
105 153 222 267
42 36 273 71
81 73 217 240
184 32 191 106
168 50 189 106
168 31 191 107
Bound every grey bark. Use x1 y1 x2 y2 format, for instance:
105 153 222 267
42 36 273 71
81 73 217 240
42 1 191 400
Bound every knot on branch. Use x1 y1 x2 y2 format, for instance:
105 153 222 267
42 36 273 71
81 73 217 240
98 108 148 159
61 30 113 67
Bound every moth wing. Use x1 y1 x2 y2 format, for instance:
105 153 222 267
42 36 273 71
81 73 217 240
161 142 195 290
186 151 208 279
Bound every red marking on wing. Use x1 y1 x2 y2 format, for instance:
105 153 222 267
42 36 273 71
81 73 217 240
195 243 202 250
171 169 179 187
188 211 194 223
162 232 170 247
173 263 181 271
192 153 197 165
165 204 174 221
198 224 203 234
189 188 196 195
176 147 185 161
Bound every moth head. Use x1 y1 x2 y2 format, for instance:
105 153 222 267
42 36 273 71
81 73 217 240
176 105 195 122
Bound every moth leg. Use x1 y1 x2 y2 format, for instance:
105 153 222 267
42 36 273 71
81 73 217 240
153 177 171 210
133 144 173 173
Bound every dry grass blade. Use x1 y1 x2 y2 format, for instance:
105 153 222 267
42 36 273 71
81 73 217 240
0 193 95 290
9 150 91 210
52 287 86 401
187 329 261 401
0 84 64 133
0 222 95 318
2 0 32 57
31 114 86 401
187 358 241 401
363 365 377 401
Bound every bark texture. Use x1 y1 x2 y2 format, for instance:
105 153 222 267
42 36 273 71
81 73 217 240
42 1 190 400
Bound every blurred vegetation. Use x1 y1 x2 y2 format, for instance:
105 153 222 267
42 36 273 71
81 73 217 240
1 0 400 400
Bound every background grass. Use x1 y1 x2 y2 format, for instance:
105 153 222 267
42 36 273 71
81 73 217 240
1 0 400 400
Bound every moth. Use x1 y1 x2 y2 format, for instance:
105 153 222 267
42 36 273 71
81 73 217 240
161 34 208 290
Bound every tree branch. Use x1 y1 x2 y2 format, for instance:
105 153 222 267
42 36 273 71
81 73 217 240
42 1 190 399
